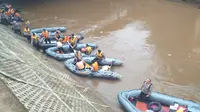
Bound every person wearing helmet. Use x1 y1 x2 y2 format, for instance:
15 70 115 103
92 49 105 63
139 79 153 101
81 44 93 55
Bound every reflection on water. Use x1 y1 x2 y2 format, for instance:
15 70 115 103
7 0 200 109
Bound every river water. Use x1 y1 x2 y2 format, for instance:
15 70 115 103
7 0 200 110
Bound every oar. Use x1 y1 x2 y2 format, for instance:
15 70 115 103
67 41 76 53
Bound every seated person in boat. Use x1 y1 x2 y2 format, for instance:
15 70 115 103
76 60 86 70
89 61 99 72
139 79 152 101
41 29 51 44
56 38 64 54
74 51 82 64
80 44 93 55
69 34 78 52
92 49 105 64
63 35 71 44
55 29 61 41
31 33 40 50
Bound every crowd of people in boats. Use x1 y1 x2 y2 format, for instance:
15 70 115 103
0 4 23 28
23 22 107 73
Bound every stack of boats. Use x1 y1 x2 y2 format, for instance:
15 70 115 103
30 26 123 80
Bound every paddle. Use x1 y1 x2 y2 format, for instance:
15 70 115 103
67 41 76 53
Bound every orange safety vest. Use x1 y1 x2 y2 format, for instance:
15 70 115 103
42 31 49 38
63 36 70 43
92 62 98 72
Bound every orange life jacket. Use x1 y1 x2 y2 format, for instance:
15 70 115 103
92 62 99 72
63 36 70 43
42 31 49 38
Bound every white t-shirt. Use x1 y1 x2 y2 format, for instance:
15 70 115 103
57 41 62 48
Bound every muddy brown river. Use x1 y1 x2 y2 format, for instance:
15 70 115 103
7 0 200 110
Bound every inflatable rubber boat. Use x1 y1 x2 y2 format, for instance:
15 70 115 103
38 34 84 50
45 43 97 61
34 33 84 41
0 13 24 25
64 58 122 80
118 89 200 112
82 57 123 66
30 27 67 33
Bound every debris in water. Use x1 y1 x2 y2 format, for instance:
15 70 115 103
55 17 57 19
168 54 171 56
188 53 191 58
100 31 103 33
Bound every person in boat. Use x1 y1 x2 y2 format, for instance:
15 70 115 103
75 60 86 70
74 51 82 64
24 26 31 43
55 29 61 41
92 49 105 64
139 79 152 101
56 38 64 54
88 61 99 72
81 44 93 55
31 33 40 50
41 29 51 44
68 34 78 51
63 35 71 44
11 21 21 34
